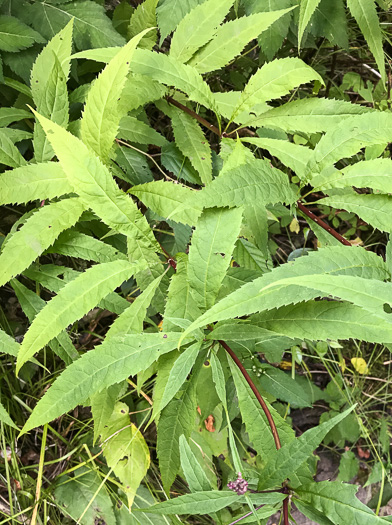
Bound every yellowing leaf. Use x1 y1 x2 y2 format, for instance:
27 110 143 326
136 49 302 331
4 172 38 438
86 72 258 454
351 357 369 375
290 217 300 233
101 402 150 508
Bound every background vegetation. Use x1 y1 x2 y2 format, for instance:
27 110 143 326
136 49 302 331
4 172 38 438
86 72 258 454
1 0 392 524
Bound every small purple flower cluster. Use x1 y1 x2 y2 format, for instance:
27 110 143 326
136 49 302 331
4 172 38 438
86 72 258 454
227 472 248 495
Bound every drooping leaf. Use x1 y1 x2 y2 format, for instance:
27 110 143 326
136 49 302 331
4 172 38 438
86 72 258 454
188 8 295 73
101 402 150 508
0 163 71 205
16 259 148 374
170 0 234 63
295 480 388 524
347 0 386 81
0 129 27 167
259 406 355 489
21 332 182 433
230 58 323 123
187 207 243 311
0 15 44 52
170 109 212 185
80 29 151 162
305 112 392 176
318 193 392 233
179 434 212 492
298 0 322 47
0 198 85 289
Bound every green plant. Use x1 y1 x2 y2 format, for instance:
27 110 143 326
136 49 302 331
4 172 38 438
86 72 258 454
1 1 392 524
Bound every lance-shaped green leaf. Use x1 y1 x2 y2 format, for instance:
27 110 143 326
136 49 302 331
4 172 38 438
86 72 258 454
188 8 295 74
0 15 44 52
207 322 294 346
170 0 234 63
254 301 392 344
81 29 152 162
128 0 158 51
157 361 200 493
311 159 392 193
16 259 148 374
244 0 293 61
106 273 164 338
131 49 218 112
196 159 297 209
22 332 182 434
180 245 388 340
259 406 355 489
229 357 295 460
91 382 125 443
251 97 372 134
157 0 205 42
11 279 78 365
31 20 73 162
162 253 202 333
0 163 71 205
179 434 212 492
140 490 285 515
294 500 335 525
129 180 201 226
118 115 167 146
0 198 84 288
298 0 322 47
259 366 314 408
171 109 212 185
33 57 69 162
233 238 270 273
33 111 160 254
188 207 243 311
159 341 201 412
318 193 392 233
119 73 167 113
101 402 150 507
0 329 19 358
230 58 323 123
31 20 73 94
305 112 392 176
0 130 27 168
71 46 218 111
347 0 385 82
48 230 127 263
295 480 388 524
242 137 312 179
0 108 31 127
0 400 18 430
